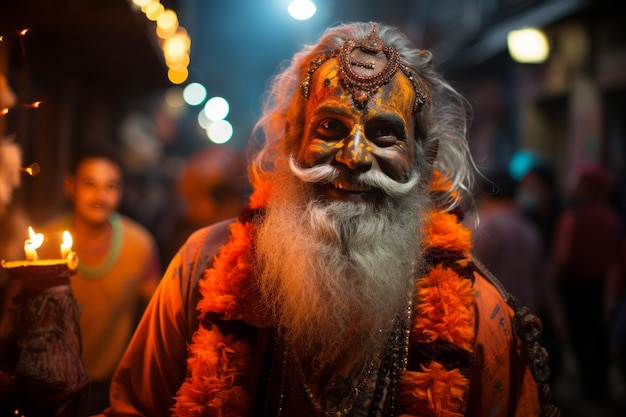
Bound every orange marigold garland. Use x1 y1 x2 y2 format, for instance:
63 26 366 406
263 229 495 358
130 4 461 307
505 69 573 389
172 325 252 416
413 264 475 349
422 211 472 253
399 363 468 417
196 219 255 321
173 179 478 417
398 209 477 416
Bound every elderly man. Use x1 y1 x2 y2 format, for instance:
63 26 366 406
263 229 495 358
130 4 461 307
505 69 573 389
100 22 557 417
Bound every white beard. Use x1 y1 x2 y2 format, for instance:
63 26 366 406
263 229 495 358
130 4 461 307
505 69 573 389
255 163 430 370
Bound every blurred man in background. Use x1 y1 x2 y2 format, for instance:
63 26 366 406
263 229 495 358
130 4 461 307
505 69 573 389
550 163 624 404
159 145 248 266
39 144 160 415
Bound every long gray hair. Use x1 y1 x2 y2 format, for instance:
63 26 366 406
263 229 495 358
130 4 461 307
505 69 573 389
248 21 475 210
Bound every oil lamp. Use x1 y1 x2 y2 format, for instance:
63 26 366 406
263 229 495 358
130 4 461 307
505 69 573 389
0 228 88 416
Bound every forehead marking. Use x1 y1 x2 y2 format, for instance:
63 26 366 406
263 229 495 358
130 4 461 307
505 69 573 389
300 24 428 113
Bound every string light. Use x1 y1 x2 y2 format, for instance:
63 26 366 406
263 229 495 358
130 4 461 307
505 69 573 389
131 0 152 8
132 1 192 85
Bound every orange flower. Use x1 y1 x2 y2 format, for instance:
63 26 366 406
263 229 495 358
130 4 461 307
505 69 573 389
248 180 272 209
198 220 255 320
423 211 472 254
429 171 454 193
413 265 476 350
173 326 251 416
399 363 468 417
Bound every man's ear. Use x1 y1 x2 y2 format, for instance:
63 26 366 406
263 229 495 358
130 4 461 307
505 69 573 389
64 176 75 198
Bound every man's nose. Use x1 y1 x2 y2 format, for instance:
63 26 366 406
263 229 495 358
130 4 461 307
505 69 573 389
94 185 110 199
335 125 372 169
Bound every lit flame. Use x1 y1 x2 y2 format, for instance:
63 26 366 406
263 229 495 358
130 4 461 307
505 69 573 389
21 162 41 177
0 102 43 114
24 226 44 261
28 227 44 248
24 101 42 108
19 28 29 37
61 230 73 258
62 231 73 246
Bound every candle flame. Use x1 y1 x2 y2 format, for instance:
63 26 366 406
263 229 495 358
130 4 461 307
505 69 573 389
1 107 8 116
19 28 29 37
24 101 42 108
62 230 73 247
61 230 73 258
21 162 40 177
28 226 44 249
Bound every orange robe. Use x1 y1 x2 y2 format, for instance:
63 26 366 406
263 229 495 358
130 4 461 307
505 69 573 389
99 219 542 417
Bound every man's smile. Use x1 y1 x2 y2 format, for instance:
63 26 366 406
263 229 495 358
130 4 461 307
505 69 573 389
331 180 372 192
320 181 383 202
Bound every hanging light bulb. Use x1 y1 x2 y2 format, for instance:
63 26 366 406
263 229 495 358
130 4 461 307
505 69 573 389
507 28 550 63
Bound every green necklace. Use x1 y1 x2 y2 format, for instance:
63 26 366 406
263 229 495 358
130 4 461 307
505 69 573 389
66 212 123 278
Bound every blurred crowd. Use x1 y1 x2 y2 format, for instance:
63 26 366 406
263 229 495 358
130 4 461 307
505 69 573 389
468 156 626 417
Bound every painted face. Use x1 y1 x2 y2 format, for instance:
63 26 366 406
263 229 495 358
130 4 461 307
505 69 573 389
297 58 416 202
67 158 122 226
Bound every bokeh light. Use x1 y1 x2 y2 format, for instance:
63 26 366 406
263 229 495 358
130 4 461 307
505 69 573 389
156 9 179 39
168 67 188 84
507 28 550 63
509 149 541 180
288 0 317 20
131 0 152 8
197 108 210 129
183 82 207 106
163 32 190 61
206 120 233 144
164 86 185 108
203 96 229 121
145 2 164 21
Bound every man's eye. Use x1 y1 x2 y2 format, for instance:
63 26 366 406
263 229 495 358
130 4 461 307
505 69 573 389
367 126 400 146
317 119 346 139
374 127 394 137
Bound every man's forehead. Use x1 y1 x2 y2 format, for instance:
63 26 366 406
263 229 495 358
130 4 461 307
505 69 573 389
300 24 428 113
308 58 416 115
78 157 116 169
76 158 121 178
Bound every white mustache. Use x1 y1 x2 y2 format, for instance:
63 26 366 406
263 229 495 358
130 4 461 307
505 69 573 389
288 156 419 197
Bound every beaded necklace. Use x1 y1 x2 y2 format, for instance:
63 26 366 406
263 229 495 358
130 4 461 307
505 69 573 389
275 295 414 417
300 353 377 417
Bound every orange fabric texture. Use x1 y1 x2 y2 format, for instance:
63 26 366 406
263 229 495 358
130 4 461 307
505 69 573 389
171 194 539 416
101 177 542 417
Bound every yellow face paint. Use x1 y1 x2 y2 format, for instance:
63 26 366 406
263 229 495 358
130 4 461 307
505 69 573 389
299 24 428 114
298 57 417 184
